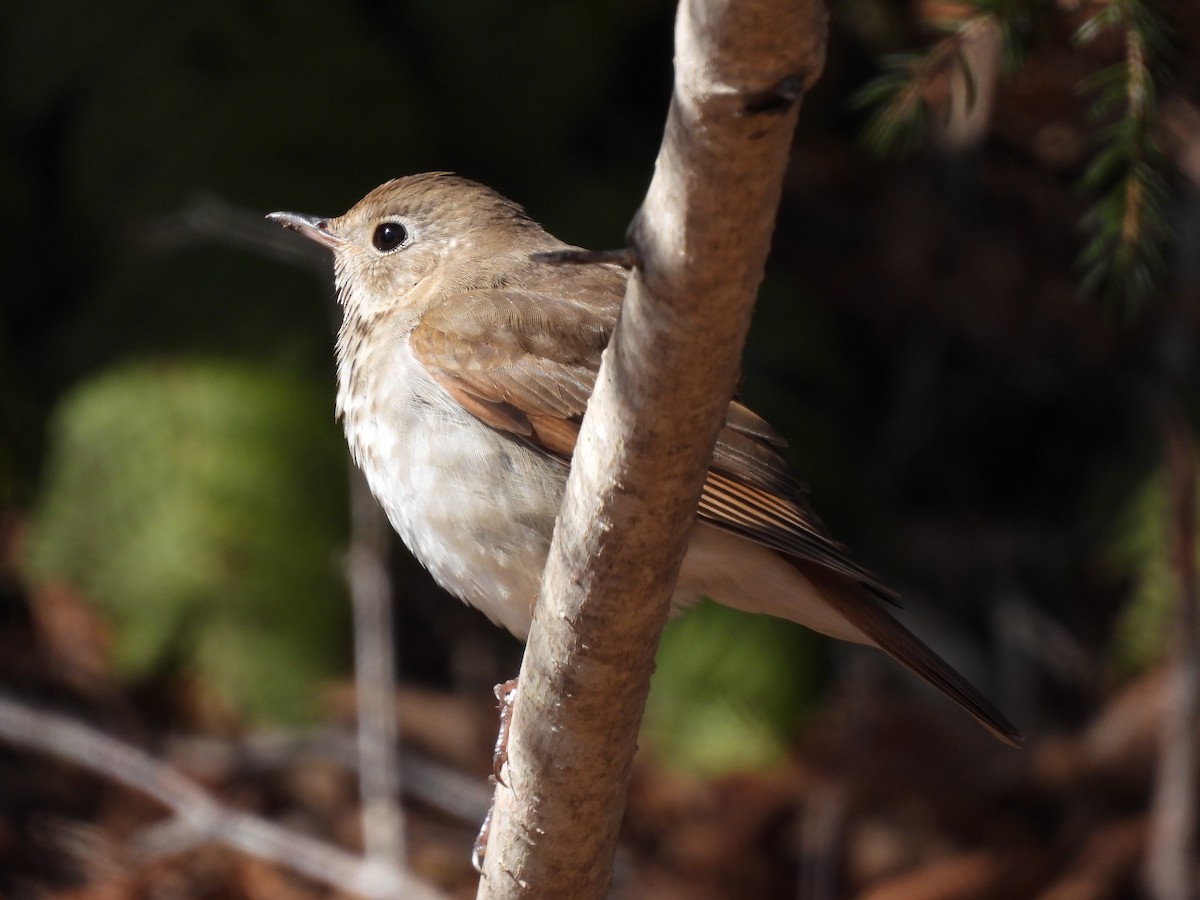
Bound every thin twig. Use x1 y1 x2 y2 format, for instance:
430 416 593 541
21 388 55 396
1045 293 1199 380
796 784 847 900
162 728 490 825
144 194 411 868
346 464 406 865
0 691 445 900
1144 401 1200 900
134 195 329 272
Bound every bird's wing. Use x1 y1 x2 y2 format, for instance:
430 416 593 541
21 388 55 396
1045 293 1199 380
409 289 612 456
411 289 1020 746
410 288 890 595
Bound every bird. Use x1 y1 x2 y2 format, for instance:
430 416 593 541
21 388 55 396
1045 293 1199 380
268 172 1021 747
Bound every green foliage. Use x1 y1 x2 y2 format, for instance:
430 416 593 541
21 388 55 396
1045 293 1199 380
854 3 1033 159
853 0 1178 311
24 361 348 721
1105 456 1195 673
1074 0 1173 315
970 0 1045 70
855 51 933 158
643 602 826 775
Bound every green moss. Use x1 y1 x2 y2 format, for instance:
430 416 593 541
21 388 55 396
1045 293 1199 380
1106 461 1196 674
644 601 826 775
25 360 348 721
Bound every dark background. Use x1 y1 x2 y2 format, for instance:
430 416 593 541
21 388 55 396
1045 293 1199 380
2 0 1198 896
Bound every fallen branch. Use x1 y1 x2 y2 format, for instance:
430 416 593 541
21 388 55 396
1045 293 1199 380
162 728 490 825
0 691 445 900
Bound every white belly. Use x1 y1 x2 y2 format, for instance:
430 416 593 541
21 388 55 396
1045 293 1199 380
339 340 864 645
342 345 565 638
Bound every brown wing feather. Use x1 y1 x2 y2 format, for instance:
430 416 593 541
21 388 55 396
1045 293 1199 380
411 288 888 601
408 286 1020 745
437 375 534 436
712 426 807 497
799 563 1023 746
410 290 608 440
697 470 898 602
725 400 787 446
528 414 582 458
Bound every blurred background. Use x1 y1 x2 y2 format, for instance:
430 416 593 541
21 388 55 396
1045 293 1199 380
2 0 1199 897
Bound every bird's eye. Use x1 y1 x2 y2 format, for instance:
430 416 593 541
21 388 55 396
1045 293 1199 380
372 222 409 252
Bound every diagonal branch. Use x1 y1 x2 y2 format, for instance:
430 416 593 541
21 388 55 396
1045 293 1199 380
477 1 828 896
1144 401 1200 900
0 691 445 900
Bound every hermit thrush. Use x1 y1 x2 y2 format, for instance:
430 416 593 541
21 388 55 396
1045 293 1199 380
269 173 1021 746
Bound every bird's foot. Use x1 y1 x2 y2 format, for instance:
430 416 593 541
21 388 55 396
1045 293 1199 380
473 677 519 871
491 677 519 786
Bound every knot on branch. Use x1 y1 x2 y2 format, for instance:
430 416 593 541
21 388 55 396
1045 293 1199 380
740 74 808 116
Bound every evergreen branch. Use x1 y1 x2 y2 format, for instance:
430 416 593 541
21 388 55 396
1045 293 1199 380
856 15 996 156
1074 0 1173 314
854 0 1049 157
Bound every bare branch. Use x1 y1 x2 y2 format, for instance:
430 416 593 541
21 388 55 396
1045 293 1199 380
162 728 491 826
1144 402 1200 900
346 464 406 866
134 195 328 272
797 783 848 900
0 692 446 900
936 17 1002 152
477 0 827 896
141 198 410 867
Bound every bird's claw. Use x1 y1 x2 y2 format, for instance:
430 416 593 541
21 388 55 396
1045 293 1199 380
474 677 519 871
491 677 519 787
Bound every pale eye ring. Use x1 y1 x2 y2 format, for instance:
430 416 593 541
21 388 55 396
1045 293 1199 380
372 221 409 252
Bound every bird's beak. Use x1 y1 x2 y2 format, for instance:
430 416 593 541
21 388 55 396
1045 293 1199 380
266 211 342 250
